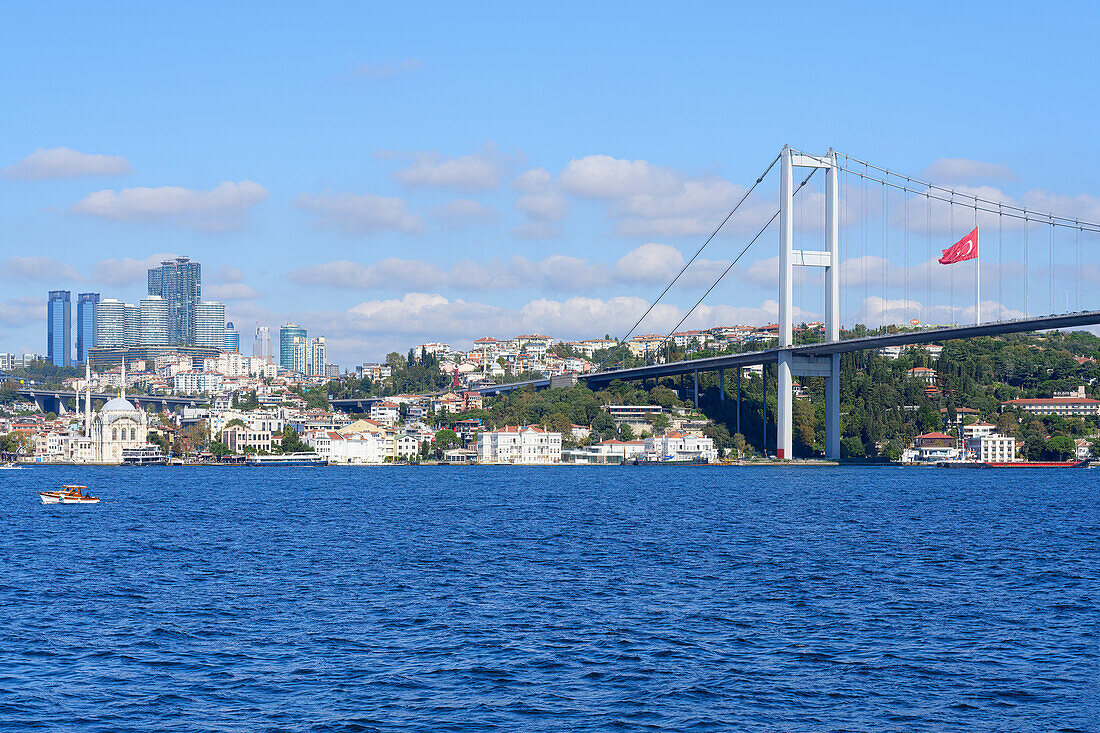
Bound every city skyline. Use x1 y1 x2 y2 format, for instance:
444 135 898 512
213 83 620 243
2 3 1099 366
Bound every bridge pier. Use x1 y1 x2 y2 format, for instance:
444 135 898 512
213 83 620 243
736 368 741 435
693 371 699 408
719 369 724 403
777 145 842 460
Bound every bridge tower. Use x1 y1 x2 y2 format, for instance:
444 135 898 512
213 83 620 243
777 146 841 459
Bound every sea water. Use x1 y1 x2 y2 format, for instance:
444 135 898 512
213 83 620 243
1 466 1096 731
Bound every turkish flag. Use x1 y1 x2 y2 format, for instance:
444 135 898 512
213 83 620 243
939 226 979 265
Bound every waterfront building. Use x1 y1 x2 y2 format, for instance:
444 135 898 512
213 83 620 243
253 326 273 362
308 337 326 376
194 301 226 349
280 324 307 370
643 431 717 462
85 363 149 463
47 290 71 367
224 322 240 352
147 256 201 345
76 292 100 363
477 426 562 464
139 296 170 345
972 434 1016 462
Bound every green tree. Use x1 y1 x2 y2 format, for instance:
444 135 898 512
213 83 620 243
840 436 865 461
434 429 460 451
210 440 232 457
1042 435 1075 461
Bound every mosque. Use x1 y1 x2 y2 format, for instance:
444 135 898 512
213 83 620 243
73 361 149 463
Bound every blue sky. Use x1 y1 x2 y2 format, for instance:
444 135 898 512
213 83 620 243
2 1 1099 364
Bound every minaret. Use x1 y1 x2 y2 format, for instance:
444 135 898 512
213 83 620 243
84 360 92 435
120 358 126 402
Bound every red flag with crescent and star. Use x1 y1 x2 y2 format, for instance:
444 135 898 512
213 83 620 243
939 226 979 265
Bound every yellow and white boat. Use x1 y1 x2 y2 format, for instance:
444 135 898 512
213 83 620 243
38 485 100 505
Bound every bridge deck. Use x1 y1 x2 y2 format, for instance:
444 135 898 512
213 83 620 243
466 312 1100 394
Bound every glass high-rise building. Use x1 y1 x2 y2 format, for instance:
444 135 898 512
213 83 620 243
224 322 240 352
47 290 72 367
76 292 99 363
147 256 201 345
94 298 128 347
253 326 273 361
125 304 141 346
279 323 307 370
308 336 326 376
194 301 226 348
139 296 170 345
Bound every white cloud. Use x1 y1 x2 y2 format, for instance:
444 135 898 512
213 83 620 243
355 58 423 78
295 191 422 234
922 158 1016 184
434 199 498 230
0 297 44 326
205 283 261 301
613 242 683 283
90 252 177 287
559 155 681 200
305 293 802 355
854 296 1025 328
558 154 775 238
287 242 741 296
0 257 83 282
71 181 267 230
510 166 567 237
2 147 131 180
515 191 568 222
212 265 246 283
393 144 510 192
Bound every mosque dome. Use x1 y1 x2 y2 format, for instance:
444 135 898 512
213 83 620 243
101 397 137 412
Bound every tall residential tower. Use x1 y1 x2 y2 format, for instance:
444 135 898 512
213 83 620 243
47 290 71 367
147 256 201 345
76 292 99 363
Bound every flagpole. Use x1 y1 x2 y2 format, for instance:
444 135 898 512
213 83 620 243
975 227 981 325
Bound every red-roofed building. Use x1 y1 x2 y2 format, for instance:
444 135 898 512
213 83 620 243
1000 397 1100 417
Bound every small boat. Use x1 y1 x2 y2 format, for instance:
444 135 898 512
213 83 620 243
0 463 24 470
38 485 100 505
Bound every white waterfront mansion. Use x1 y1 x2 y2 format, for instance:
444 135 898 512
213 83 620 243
477 425 562 464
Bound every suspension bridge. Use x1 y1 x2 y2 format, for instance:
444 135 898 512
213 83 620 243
474 146 1100 460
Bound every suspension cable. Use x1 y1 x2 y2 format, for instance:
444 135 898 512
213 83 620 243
595 150 783 372
826 150 1100 232
643 168 820 365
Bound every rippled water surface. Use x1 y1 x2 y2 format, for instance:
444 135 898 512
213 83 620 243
1 466 1097 731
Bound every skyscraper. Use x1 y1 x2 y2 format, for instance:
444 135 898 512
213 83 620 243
147 256 201 345
279 323 306 370
253 326 273 361
195 301 226 348
94 299 128 347
224 322 240 352
291 335 308 374
47 291 71 367
139 296 170 345
125 304 141 346
76 292 100 363
308 336 326 376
